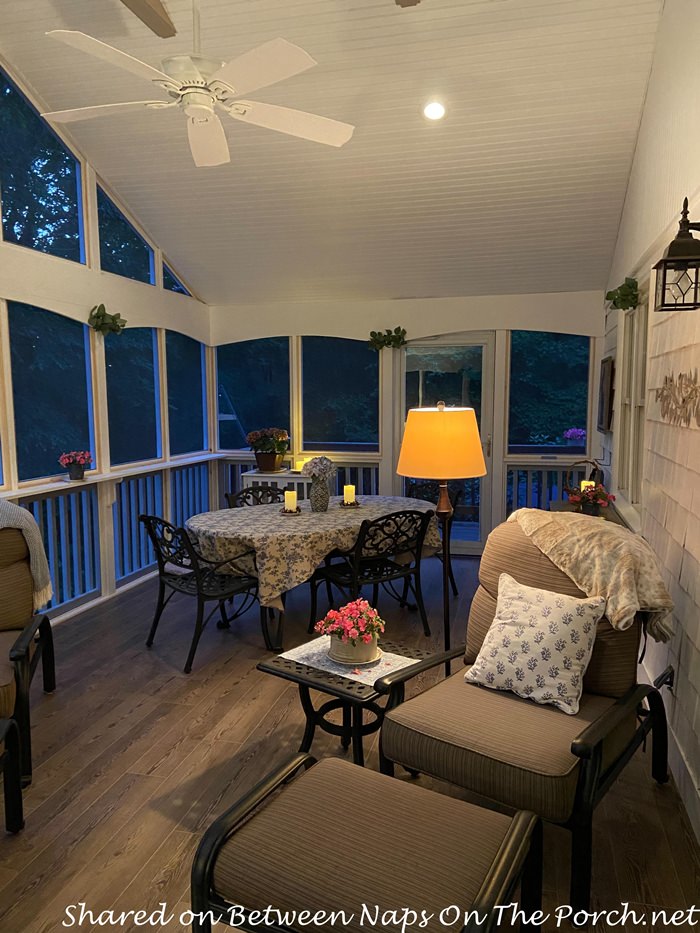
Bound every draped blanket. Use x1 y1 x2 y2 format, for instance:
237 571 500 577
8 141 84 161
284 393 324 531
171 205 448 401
0 499 53 610
508 509 673 642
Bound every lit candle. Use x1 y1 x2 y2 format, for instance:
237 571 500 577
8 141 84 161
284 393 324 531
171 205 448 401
284 490 297 512
344 484 356 504
580 480 595 492
295 460 304 471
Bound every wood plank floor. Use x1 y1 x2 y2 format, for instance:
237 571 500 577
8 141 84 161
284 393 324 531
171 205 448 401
0 559 698 932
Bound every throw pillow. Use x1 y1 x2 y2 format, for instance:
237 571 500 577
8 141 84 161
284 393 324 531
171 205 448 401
465 572 605 715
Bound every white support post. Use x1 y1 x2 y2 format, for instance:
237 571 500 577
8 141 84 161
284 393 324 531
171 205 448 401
378 347 400 495
97 479 118 597
0 299 18 490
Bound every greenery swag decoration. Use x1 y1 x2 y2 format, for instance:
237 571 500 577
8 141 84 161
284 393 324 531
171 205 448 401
368 326 407 351
88 304 127 336
605 277 639 310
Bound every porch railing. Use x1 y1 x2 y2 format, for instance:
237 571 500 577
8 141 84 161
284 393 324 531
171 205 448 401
506 464 587 514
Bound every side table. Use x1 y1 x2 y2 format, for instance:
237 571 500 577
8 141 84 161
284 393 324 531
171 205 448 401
257 639 430 767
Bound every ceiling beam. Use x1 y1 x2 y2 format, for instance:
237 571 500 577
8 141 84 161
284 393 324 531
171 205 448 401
119 0 176 38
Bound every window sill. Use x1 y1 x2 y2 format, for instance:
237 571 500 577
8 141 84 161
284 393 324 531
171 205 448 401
609 493 642 534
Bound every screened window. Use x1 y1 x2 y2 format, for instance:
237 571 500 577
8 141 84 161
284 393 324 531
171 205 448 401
166 331 207 455
8 302 93 480
105 328 160 464
97 186 154 284
508 331 590 455
217 338 290 449
163 264 191 296
0 67 84 263
302 337 379 452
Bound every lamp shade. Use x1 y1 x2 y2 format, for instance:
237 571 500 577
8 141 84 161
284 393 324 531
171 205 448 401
397 405 487 479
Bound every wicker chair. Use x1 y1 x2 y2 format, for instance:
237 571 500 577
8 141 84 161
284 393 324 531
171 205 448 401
377 520 669 913
0 527 56 787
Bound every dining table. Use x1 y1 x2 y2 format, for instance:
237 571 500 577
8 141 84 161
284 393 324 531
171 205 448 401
185 494 440 610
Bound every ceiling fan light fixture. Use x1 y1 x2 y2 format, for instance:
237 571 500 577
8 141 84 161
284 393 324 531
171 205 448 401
423 100 445 121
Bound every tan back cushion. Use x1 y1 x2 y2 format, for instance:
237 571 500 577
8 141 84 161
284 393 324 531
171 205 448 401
467 521 640 698
0 528 33 631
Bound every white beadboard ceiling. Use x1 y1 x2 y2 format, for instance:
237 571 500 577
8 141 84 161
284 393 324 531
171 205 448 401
0 0 663 304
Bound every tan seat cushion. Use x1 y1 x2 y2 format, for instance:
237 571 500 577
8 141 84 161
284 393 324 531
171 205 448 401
0 629 19 719
0 529 33 632
382 669 636 824
467 522 640 698
213 758 514 932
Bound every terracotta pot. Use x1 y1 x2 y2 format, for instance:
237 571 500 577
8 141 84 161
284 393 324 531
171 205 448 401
328 634 380 664
254 452 284 473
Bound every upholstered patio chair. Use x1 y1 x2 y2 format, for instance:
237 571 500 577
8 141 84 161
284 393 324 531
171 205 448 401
0 527 56 787
377 520 669 914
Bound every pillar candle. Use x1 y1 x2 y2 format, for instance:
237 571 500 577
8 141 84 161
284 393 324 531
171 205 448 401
580 480 595 492
284 490 297 511
343 484 356 504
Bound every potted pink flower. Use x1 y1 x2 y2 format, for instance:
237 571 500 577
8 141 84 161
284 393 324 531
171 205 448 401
315 598 385 664
58 450 92 481
567 484 615 517
246 427 289 473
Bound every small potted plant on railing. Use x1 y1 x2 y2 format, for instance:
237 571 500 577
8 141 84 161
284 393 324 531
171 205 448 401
58 450 92 481
566 484 615 518
246 428 289 473
563 426 587 447
315 598 385 664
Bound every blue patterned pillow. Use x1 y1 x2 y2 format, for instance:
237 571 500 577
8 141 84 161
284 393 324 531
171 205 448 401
465 572 605 714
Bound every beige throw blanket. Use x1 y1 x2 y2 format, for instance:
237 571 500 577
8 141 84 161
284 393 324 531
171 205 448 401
0 498 53 610
508 509 673 642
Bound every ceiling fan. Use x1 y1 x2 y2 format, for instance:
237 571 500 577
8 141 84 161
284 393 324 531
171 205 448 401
41 4 354 167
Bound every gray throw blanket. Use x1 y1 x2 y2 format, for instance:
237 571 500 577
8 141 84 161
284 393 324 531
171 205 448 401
0 499 53 610
508 508 674 642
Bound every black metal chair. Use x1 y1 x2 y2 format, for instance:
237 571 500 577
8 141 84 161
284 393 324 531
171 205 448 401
307 509 434 636
406 479 463 596
139 515 280 673
0 718 23 833
225 488 285 508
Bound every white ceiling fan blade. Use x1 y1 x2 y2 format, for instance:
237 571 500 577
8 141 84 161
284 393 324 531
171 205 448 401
119 0 176 38
187 113 230 167
210 38 316 97
42 100 167 123
229 102 354 147
47 31 174 85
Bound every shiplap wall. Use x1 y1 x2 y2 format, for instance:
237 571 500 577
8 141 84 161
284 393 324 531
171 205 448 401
606 0 700 841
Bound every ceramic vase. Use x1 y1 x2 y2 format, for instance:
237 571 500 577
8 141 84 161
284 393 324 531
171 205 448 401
328 634 379 664
309 477 330 512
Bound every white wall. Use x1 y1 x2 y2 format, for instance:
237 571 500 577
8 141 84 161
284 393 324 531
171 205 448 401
606 0 700 842
209 291 605 344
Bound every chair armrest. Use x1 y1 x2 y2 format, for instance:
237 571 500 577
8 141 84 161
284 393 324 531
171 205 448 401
9 614 50 662
373 644 466 694
571 684 653 759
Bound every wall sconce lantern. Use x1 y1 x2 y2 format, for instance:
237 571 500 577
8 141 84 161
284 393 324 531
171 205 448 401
654 197 700 312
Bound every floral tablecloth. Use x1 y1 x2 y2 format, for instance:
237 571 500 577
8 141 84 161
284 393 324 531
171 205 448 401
186 495 439 608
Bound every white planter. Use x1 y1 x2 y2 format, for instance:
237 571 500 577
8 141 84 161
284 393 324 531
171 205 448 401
328 634 380 664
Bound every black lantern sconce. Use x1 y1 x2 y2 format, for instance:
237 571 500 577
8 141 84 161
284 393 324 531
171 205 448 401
654 197 700 312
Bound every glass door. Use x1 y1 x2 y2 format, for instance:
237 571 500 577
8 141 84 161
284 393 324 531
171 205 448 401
404 334 495 554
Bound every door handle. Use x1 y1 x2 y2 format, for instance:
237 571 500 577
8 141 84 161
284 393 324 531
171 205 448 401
483 434 492 458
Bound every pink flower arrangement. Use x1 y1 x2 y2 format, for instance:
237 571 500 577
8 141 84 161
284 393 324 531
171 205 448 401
315 598 385 645
58 450 92 468
567 484 615 507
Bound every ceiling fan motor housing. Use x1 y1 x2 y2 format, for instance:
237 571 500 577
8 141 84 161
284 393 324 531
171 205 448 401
182 89 215 117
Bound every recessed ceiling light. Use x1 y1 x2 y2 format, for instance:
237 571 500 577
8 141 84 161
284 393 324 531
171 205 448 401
423 101 446 121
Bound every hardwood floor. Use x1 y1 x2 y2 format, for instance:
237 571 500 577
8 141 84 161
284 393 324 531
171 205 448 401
0 559 698 932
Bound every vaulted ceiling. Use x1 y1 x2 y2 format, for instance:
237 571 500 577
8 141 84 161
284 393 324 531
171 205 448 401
0 0 662 304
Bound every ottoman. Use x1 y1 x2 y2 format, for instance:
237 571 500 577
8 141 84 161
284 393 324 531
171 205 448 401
191 755 542 933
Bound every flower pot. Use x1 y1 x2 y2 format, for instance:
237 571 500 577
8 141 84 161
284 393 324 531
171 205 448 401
67 463 85 481
328 634 380 664
309 477 330 512
581 502 600 517
254 452 284 473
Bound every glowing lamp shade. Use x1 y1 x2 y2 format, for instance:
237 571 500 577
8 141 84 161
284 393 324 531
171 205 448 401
397 406 486 479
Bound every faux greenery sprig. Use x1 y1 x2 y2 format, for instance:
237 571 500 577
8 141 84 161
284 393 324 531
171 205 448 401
605 277 639 310
88 303 127 335
368 326 407 351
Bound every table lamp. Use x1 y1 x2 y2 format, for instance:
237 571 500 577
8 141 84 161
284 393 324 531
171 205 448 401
397 402 487 669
